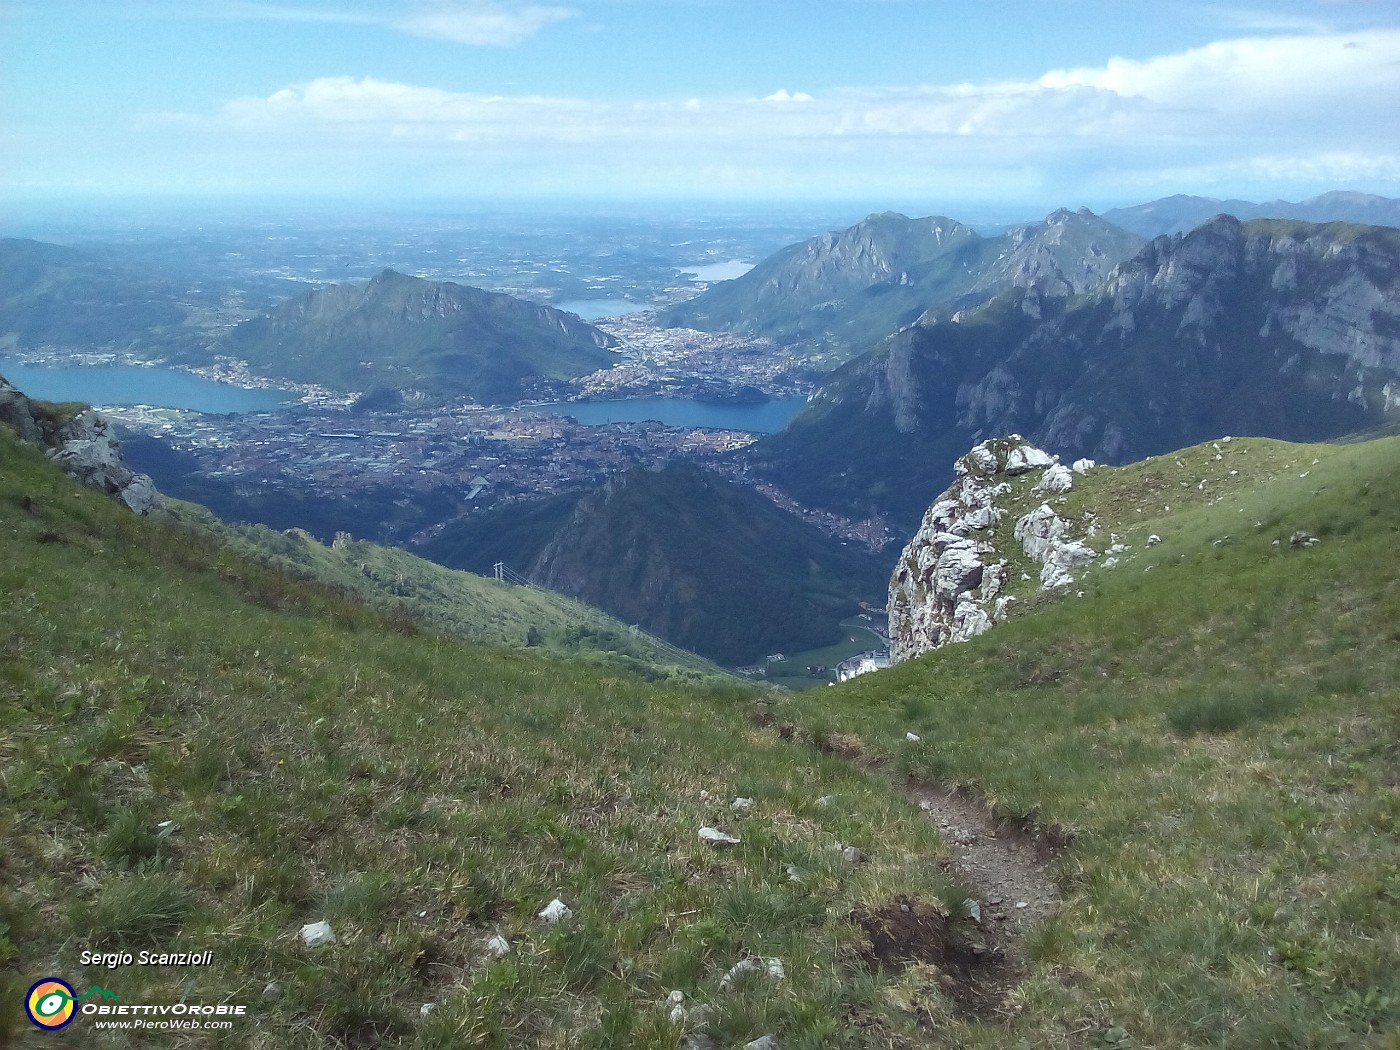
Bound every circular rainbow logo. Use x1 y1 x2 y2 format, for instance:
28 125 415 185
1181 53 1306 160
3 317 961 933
26 978 77 1030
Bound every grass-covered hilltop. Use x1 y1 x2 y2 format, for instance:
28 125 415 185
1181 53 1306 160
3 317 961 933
3 410 1400 1048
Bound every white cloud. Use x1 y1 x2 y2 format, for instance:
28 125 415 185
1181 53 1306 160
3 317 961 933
761 89 815 104
86 28 1400 200
394 1 575 46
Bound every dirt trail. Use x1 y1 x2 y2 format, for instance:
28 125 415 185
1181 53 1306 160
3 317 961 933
908 781 1063 941
859 773 1067 1019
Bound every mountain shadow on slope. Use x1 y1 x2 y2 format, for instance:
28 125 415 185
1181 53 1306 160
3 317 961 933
487 464 890 665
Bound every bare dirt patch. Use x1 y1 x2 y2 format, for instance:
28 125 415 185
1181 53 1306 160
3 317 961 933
908 780 1066 942
851 895 1015 1018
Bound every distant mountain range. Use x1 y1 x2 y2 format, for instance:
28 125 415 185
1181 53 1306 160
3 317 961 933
0 237 197 350
422 462 887 665
210 269 619 404
754 216 1400 526
1103 190 1400 238
659 209 1144 359
0 240 620 405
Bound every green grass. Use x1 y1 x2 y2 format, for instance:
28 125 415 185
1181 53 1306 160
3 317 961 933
159 499 731 684
0 428 956 1049
8 424 1400 1047
779 435 1400 1048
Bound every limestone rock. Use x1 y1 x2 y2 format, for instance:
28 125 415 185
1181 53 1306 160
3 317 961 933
891 435 1101 663
698 827 741 846
300 920 336 948
0 376 157 514
1035 463 1074 493
720 957 785 991
486 934 511 957
538 898 572 923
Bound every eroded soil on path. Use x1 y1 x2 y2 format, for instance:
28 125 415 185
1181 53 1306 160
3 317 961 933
855 779 1067 1019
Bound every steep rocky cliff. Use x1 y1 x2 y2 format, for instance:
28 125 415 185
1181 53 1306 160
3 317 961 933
661 209 1142 358
889 436 1101 662
757 216 1400 526
0 374 156 513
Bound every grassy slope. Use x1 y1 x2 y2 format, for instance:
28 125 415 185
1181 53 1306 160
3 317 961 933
782 436 1400 1048
6 427 1400 1048
0 429 957 1049
158 499 730 684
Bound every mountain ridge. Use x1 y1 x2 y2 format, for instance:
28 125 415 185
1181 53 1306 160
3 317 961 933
753 215 1400 525
1103 189 1400 237
660 208 1144 359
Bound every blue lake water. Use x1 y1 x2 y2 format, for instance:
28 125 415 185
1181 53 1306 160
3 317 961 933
0 359 294 414
555 299 648 320
536 395 808 434
681 260 755 282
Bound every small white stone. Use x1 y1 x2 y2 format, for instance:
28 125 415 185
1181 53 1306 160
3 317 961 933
1015 901 1028 909
906 732 921 742
420 1003 435 1018
539 898 572 923
785 865 805 882
731 797 754 813
765 958 785 979
486 934 511 957
698 826 741 846
300 920 336 948
667 989 686 1024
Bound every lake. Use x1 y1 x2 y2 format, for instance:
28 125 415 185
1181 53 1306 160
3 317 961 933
0 358 294 414
535 395 808 433
681 260 755 282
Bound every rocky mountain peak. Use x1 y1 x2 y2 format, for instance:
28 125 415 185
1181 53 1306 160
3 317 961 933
889 435 1100 663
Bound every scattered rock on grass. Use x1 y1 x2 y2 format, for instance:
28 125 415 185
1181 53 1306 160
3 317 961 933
745 1037 781 1050
699 827 741 846
539 898 572 923
300 920 336 948
486 934 511 957
719 957 785 990
732 797 754 813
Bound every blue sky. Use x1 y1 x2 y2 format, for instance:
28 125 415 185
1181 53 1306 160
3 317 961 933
3 0 1399 210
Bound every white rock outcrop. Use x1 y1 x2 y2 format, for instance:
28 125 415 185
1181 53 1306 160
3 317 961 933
0 376 157 514
890 435 1098 663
